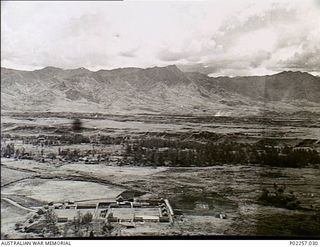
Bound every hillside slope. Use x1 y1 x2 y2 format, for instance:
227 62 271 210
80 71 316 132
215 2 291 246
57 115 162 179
1 65 319 116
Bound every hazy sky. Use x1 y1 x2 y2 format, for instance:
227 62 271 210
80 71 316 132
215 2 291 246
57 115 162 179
1 0 320 76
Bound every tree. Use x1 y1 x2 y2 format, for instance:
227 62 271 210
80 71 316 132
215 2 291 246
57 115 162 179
81 212 93 234
43 209 59 236
44 209 57 224
71 212 81 233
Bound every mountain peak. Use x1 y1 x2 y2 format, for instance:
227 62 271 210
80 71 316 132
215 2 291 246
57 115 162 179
277 70 309 76
165 64 179 70
162 64 182 73
38 66 63 72
146 64 180 72
73 67 91 72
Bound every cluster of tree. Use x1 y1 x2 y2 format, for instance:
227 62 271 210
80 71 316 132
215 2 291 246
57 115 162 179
17 135 61 146
94 135 127 145
17 133 126 146
259 184 301 210
125 142 250 166
57 147 109 163
1 143 15 158
144 131 223 140
58 148 80 161
130 138 200 150
1 134 12 139
70 212 93 235
5 134 90 146
64 211 114 237
43 209 60 236
124 139 320 167
60 134 90 145
40 210 95 237
261 146 320 167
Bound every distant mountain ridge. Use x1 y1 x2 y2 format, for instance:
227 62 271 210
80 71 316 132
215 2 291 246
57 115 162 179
1 65 320 116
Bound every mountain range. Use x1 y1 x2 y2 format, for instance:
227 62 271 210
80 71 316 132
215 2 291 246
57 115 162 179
1 65 320 116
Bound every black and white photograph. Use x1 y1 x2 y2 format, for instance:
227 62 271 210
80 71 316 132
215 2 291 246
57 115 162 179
1 0 320 240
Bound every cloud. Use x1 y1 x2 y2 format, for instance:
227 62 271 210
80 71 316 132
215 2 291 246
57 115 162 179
119 48 139 58
178 1 320 76
157 50 188 62
1 0 320 75
213 5 298 48
273 44 320 72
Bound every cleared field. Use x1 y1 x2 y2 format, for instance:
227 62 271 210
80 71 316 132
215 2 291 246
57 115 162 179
1 159 55 173
2 179 125 203
1 166 33 186
58 163 168 184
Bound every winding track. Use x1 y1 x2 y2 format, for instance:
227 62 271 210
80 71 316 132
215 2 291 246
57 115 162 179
1 197 36 212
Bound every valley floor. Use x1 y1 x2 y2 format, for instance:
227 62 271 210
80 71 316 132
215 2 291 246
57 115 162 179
1 112 320 238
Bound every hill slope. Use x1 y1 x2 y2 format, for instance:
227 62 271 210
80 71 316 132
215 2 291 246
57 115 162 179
1 66 319 116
